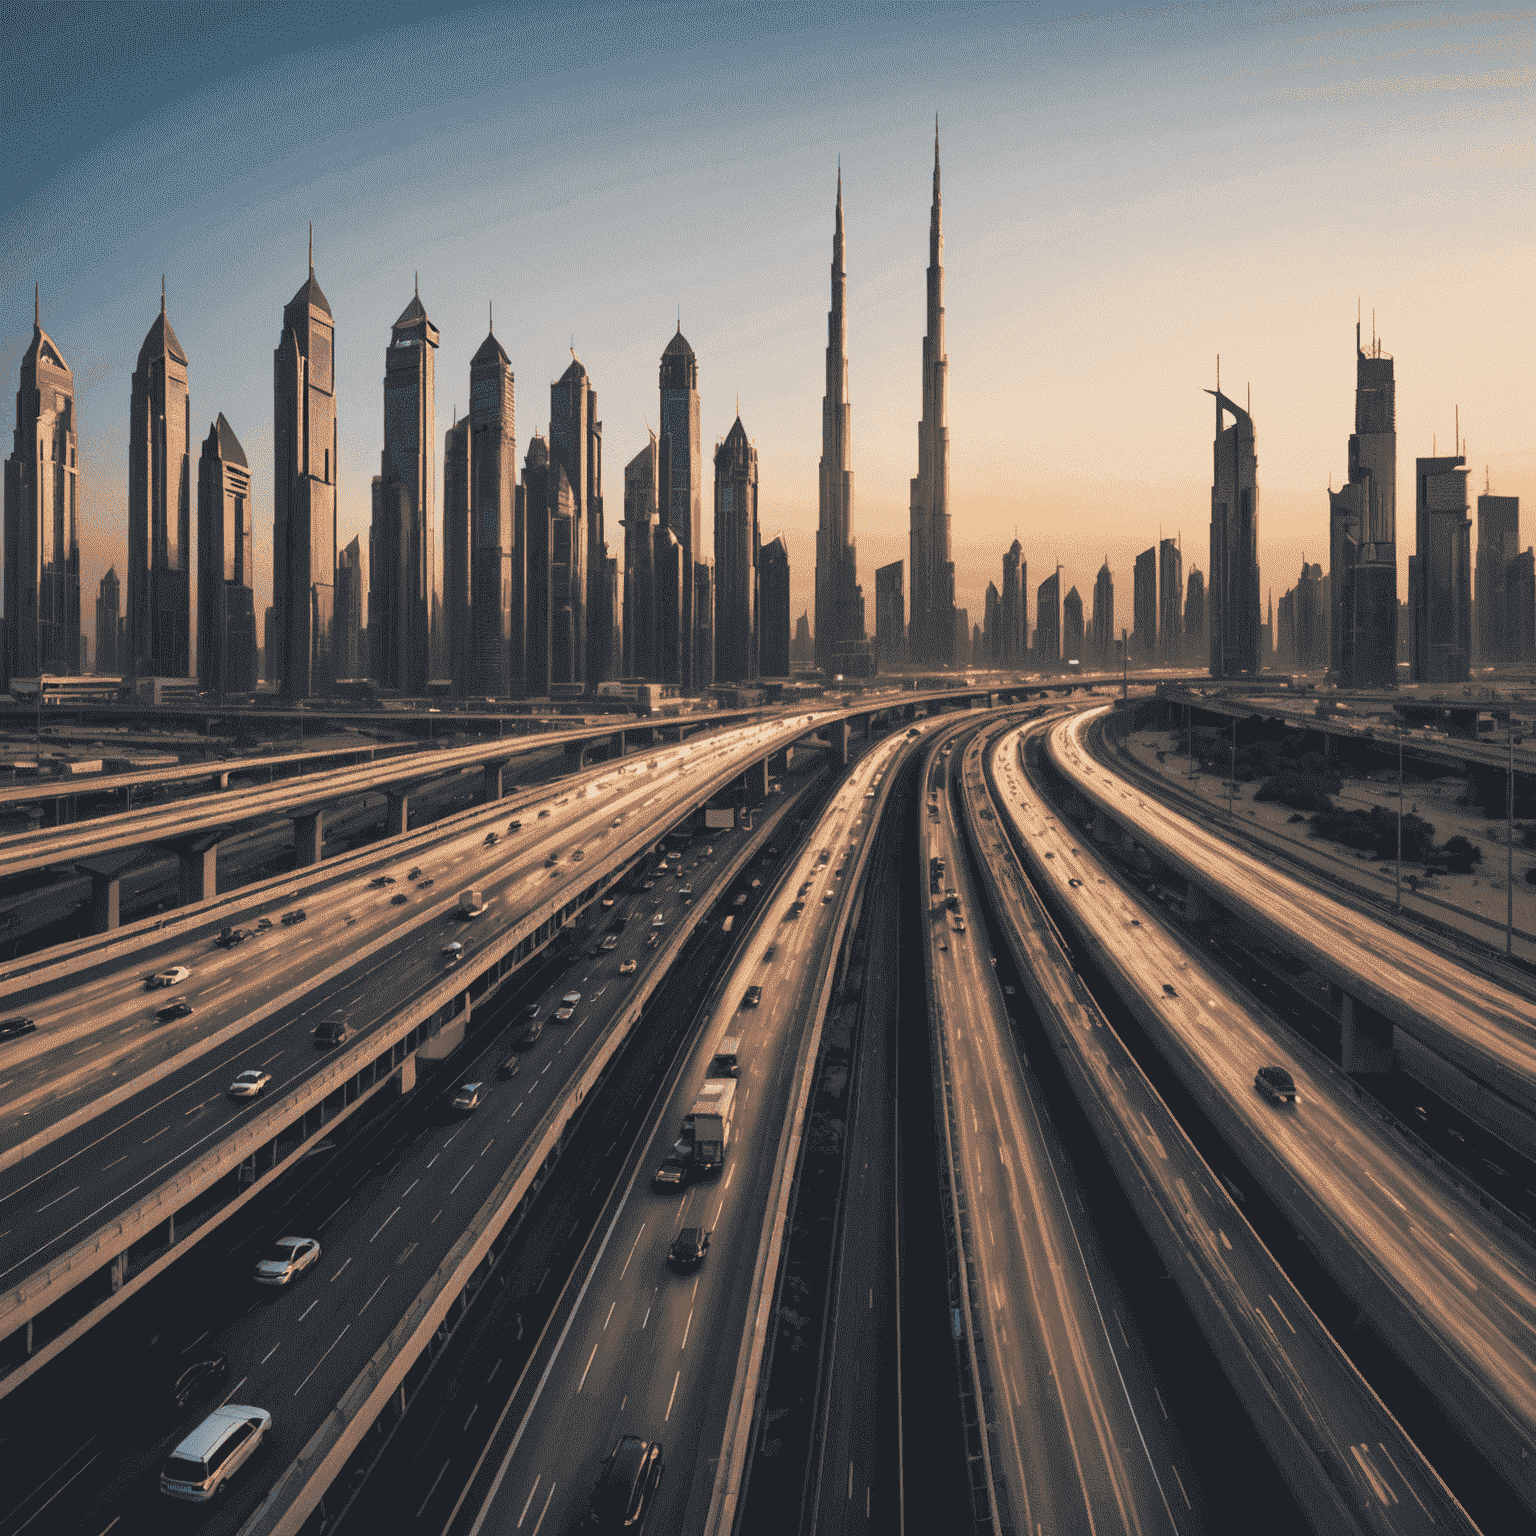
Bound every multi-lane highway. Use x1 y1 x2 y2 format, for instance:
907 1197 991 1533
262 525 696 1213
994 718 1536 1522
438 729 916 1536
925 722 1192 1535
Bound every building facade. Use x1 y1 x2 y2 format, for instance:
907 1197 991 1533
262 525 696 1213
1001 539 1024 662
1036 569 1061 667
1091 558 1114 668
128 283 190 680
1062 586 1083 665
874 559 904 669
95 568 120 676
196 414 257 695
1158 538 1182 662
1409 454 1471 683
4 290 80 685
658 331 701 688
759 535 790 678
1207 389 1261 678
713 416 759 682
1132 545 1156 664
334 536 362 680
1183 567 1205 665
1475 492 1520 665
550 356 603 686
622 432 659 679
816 170 864 670
908 127 954 664
273 239 337 698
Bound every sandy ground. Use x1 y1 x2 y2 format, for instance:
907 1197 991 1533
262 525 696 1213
1121 728 1536 966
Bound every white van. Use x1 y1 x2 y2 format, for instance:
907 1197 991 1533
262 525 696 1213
161 1404 272 1501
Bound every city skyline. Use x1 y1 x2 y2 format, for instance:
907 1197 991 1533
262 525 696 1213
3 1 1530 677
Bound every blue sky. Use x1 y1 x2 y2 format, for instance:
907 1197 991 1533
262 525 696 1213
4 0 1531 647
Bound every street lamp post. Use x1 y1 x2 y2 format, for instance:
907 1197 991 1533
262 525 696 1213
1509 717 1517 956
1396 723 1403 910
1228 718 1236 816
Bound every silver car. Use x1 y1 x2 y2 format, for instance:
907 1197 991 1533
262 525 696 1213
253 1235 321 1286
228 1069 271 1100
161 1405 271 1502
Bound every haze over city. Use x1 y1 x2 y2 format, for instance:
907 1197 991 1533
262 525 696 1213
5 0 1531 646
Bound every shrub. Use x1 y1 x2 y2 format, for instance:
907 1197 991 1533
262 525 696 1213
1439 835 1483 874
1311 805 1436 862
1256 771 1340 813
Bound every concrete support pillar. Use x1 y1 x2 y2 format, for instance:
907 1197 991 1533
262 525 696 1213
293 810 324 867
479 762 507 804
661 724 684 744
609 730 626 760
384 792 409 837
768 747 792 777
110 1252 127 1293
742 759 769 806
859 713 872 740
396 1055 417 1095
1336 986 1395 1074
214 770 231 790
176 843 218 906
831 720 850 767
565 740 587 769
91 871 121 932
167 1214 176 1246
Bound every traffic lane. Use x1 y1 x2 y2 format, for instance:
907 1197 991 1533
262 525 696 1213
38 816 781 1536
0 724 813 1260
463 740 902 1536
995 730 1536 1470
929 754 1181 1536
1052 710 1536 1065
986 723 1475 1533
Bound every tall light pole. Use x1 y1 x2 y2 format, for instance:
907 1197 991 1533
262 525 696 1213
1395 722 1403 910
1509 716 1518 956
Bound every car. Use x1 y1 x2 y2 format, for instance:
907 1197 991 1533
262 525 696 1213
743 985 763 1008
612 817 623 827
0 1017 37 1041
679 883 693 897
600 934 619 951
280 908 307 926
391 892 409 905
865 788 876 798
523 1002 541 1021
407 867 421 879
451 1081 486 1113
169 1354 230 1413
442 941 464 964
228 1069 271 1100
562 990 583 1007
369 876 396 887
485 832 501 846
788 901 805 918
703 845 713 856
797 882 812 897
667 1227 710 1272
619 959 638 975
538 808 550 818
146 966 191 990
214 926 250 948
763 944 777 962
588 1435 664 1530
653 1156 690 1190
823 892 835 904
647 931 660 948
601 897 617 910
651 911 666 927
508 819 523 832
160 1405 271 1502
573 849 585 862
253 1235 321 1286
256 917 274 931
1255 1065 1298 1105
156 1001 195 1023
951 919 965 932
555 1003 577 1021
546 853 561 867
314 1015 351 1048
732 893 747 908
418 877 435 889
642 879 655 891
945 894 961 911
518 1018 544 1047
497 1054 520 1080
818 849 831 864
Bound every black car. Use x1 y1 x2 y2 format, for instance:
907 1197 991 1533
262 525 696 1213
169 1354 229 1413
1255 1065 1298 1105
0 1017 37 1042
507 820 522 832
742 985 763 1008
587 1436 664 1530
667 1227 710 1271
214 926 250 948
407 867 421 880
485 832 500 846
155 1001 194 1023
369 876 396 888
652 1156 690 1191
518 1019 544 1047
391 893 409 905
280 908 307 926
497 1054 520 1080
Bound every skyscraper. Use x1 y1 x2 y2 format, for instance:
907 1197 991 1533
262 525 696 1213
1036 569 1061 667
713 416 759 682
370 284 438 695
550 355 602 686
1475 490 1520 664
128 280 190 679
334 536 362 680
273 233 337 699
694 562 715 689
1330 320 1398 688
1001 540 1024 661
521 434 580 695
759 535 790 678
874 560 904 669
908 123 954 665
1409 453 1471 683
983 581 1000 661
1510 547 1535 665
1063 586 1083 665
196 414 256 695
1207 387 1260 678
1133 545 1157 664
658 330 701 688
1158 538 1182 662
1183 567 1205 665
816 169 863 670
445 321 518 697
1091 558 1114 668
622 432 659 679
4 288 80 685
95 568 120 676
790 610 813 670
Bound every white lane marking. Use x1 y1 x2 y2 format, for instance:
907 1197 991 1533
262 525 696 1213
665 1369 681 1421
35 1185 79 1213
261 1341 282 1364
681 1307 694 1350
417 1458 453 1519
329 1257 352 1284
298 1299 319 1321
516 1476 540 1526
293 1324 350 1394
370 1207 401 1242
359 1276 390 1315
578 1341 600 1394
604 1302 616 1330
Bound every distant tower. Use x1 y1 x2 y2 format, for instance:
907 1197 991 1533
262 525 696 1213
1158 538 1182 662
1409 453 1470 682
1133 546 1157 664
1475 491 1519 665
334 535 362 680
1036 568 1061 667
874 560 905 669
273 232 337 699
622 432 660 679
713 415 759 682
1091 558 1114 668
196 414 256 695
1062 586 1084 666
128 280 191 679
1001 540 1024 661
816 168 863 671
370 283 438 694
1183 567 1205 664
549 356 602 687
908 122 954 664
1206 387 1261 677
96 568 121 675
4 289 80 685
1340 319 1398 687
658 329 702 688
759 535 791 678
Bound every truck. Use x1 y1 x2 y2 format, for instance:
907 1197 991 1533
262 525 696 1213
709 1037 741 1078
686 1078 737 1174
458 888 487 918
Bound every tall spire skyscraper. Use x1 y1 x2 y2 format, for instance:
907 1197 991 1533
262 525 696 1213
908 121 954 665
815 167 863 672
658 329 701 689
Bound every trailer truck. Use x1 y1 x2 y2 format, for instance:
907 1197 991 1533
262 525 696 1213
686 1078 737 1175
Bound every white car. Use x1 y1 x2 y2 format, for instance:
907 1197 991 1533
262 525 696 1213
227 1070 271 1100
619 959 638 975
555 1003 577 1021
146 966 191 990
253 1236 321 1286
652 911 666 928
451 1081 486 1113
600 934 618 951
561 990 582 1007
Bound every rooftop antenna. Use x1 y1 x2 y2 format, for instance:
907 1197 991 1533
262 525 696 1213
308 221 313 275
488 300 493 333
415 271 418 297
677 303 681 333
1216 353 1220 393
1455 404 1459 458
34 282 39 328
1356 296 1360 354
1486 465 1491 494
161 274 166 315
